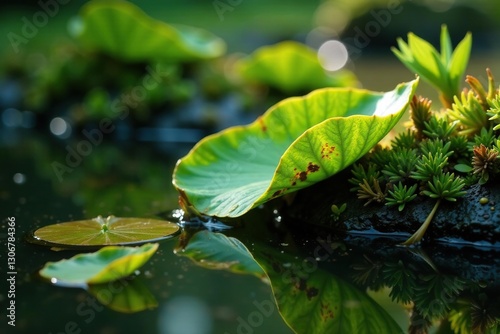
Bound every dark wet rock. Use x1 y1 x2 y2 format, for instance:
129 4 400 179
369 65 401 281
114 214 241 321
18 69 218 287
285 170 500 246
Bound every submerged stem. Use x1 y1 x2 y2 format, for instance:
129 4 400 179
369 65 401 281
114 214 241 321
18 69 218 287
400 199 441 246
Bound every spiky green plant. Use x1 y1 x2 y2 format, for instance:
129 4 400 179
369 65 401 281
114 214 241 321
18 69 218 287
411 151 449 182
410 95 432 140
348 163 380 192
385 182 418 211
382 148 418 183
357 177 385 206
401 172 466 245
423 115 457 140
448 90 488 137
391 129 418 150
472 144 500 185
487 95 500 130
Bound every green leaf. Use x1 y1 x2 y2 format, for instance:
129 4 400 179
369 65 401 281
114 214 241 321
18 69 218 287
454 163 473 173
88 277 158 313
252 246 404 334
440 24 453 64
236 41 357 93
392 26 471 107
71 0 225 62
407 33 441 82
173 79 419 217
448 32 472 95
31 216 180 248
175 231 266 278
39 243 158 285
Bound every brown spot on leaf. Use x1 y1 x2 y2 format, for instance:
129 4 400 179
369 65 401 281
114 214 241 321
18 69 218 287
307 287 319 300
320 302 334 321
291 162 320 185
321 143 336 159
307 162 320 173
272 190 283 197
258 117 267 132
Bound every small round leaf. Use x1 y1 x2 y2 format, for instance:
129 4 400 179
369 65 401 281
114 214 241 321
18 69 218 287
31 216 180 248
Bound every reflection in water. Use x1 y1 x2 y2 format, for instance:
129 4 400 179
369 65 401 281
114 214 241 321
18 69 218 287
158 296 213 334
177 212 500 334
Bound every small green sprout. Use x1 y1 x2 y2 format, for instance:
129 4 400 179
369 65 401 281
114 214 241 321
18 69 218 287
391 129 418 150
382 148 418 183
419 139 452 158
448 90 488 137
331 203 347 221
392 25 472 108
348 163 380 192
422 116 457 140
402 172 466 246
470 127 495 150
411 152 449 182
487 95 500 131
422 172 467 201
386 182 418 211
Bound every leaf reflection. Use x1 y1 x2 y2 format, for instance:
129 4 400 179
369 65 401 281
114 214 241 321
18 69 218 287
177 230 500 334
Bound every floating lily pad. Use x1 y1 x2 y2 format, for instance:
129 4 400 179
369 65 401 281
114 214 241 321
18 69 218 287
173 79 419 217
236 41 358 93
31 216 180 248
71 0 226 62
39 243 158 285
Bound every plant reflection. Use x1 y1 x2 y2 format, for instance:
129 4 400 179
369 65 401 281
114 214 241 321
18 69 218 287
176 224 500 333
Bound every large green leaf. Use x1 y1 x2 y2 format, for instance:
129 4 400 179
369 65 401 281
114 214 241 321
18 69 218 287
39 243 158 285
176 231 266 278
173 79 419 217
31 216 180 248
252 248 404 334
237 41 357 93
71 0 226 62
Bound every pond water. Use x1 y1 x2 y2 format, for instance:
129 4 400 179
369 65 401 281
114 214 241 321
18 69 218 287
1 131 499 334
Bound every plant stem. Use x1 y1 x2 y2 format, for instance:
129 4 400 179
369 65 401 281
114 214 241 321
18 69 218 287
400 199 441 246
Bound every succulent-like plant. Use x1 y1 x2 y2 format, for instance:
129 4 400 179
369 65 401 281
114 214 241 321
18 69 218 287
487 95 500 130
448 90 488 137
472 144 500 185
357 177 385 206
411 151 449 182
348 163 381 192
382 148 418 183
422 172 467 201
401 172 466 246
385 182 418 211
390 129 418 150
422 115 457 140
409 95 432 140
